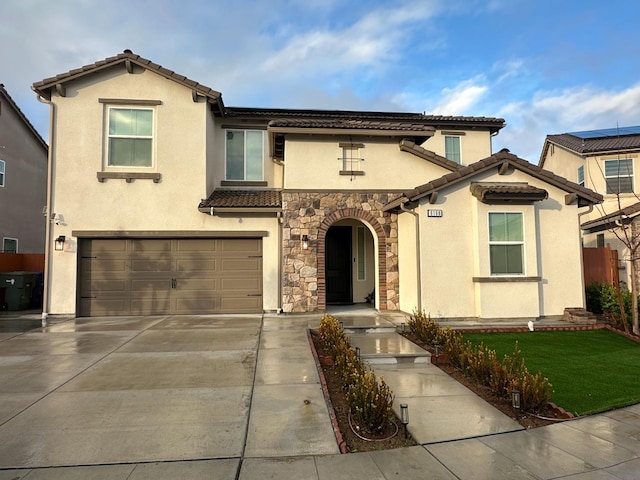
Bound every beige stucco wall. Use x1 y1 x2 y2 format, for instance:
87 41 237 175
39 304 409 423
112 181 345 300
426 130 494 166
401 167 585 319
284 135 465 190
46 67 280 315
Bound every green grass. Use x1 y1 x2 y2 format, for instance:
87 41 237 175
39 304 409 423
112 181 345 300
462 329 640 416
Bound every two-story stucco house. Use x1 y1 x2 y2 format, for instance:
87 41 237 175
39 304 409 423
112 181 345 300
0 84 48 254
539 126 640 286
32 50 602 320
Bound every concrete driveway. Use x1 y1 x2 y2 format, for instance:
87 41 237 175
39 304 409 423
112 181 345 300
0 313 337 477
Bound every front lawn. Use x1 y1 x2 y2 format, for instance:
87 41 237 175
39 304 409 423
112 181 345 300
462 329 640 416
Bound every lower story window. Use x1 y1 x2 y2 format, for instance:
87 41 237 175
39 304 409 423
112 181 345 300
2 237 18 253
488 212 523 275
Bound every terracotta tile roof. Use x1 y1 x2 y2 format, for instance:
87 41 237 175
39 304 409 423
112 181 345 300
199 190 282 209
581 201 640 232
268 118 436 133
470 183 548 202
545 132 640 155
384 149 603 211
0 84 48 150
398 139 461 172
31 50 224 112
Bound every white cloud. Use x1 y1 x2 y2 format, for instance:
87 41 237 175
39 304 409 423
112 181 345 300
494 83 640 162
426 78 488 115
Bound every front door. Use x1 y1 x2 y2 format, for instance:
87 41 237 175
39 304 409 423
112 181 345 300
326 226 352 304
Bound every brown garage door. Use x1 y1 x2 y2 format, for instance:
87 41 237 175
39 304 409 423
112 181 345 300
78 238 262 316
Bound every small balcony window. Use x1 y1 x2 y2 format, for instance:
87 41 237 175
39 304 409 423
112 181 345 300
339 142 365 176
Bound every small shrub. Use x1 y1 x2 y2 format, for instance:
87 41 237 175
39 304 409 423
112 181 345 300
346 368 394 434
317 314 394 432
407 310 440 345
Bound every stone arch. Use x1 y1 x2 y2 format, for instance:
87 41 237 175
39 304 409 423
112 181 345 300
317 208 388 311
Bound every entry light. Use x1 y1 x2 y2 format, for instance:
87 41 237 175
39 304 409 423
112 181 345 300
301 234 309 250
54 235 66 251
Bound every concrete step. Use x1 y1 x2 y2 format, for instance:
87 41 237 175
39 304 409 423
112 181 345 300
347 331 431 364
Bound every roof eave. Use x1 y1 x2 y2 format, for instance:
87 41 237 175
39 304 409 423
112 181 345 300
267 126 435 137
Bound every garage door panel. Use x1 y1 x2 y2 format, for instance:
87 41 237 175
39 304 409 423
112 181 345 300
220 238 261 253
79 238 263 316
220 258 261 272
175 258 217 272
221 278 261 292
221 296 262 312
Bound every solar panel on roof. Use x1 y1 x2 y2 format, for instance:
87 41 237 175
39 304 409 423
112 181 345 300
569 126 640 139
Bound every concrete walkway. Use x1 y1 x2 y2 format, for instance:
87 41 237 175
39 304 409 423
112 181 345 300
0 309 639 479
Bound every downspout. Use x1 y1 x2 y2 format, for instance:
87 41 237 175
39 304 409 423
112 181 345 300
35 92 54 327
400 203 421 311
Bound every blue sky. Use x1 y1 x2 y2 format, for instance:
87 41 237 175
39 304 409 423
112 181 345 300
2 0 640 161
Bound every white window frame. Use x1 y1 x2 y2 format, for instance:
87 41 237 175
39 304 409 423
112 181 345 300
2 237 18 253
106 106 155 169
225 129 264 181
0 159 5 187
604 159 633 194
488 212 525 276
445 135 461 164
577 165 584 187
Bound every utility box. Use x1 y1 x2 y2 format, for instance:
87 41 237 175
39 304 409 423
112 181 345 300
0 272 37 311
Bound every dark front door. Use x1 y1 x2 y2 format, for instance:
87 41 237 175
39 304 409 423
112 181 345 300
326 226 352 304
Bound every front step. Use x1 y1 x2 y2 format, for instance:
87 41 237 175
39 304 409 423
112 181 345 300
348 331 431 364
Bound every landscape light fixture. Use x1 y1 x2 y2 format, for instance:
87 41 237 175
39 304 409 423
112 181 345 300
301 234 309 250
355 347 361 361
511 389 521 417
400 403 409 438
434 344 440 365
54 235 66 251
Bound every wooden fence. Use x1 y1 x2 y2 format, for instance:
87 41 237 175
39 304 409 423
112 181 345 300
0 253 45 273
583 246 619 286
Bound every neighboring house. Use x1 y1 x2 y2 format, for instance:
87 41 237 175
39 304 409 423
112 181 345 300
31 50 602 319
0 84 48 254
539 126 640 286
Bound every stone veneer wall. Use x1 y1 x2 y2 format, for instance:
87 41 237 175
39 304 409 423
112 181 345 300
281 191 402 313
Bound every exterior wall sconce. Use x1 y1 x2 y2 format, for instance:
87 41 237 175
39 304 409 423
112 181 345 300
400 403 409 438
54 235 66 251
301 234 309 250
511 389 521 417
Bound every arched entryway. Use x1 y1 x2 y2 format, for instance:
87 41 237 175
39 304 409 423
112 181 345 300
318 209 388 310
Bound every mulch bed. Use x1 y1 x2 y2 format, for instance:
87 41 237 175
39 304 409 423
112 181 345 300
309 330 418 452
309 329 570 453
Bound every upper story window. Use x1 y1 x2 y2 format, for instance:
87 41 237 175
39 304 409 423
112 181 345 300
444 135 461 163
338 142 365 176
488 212 524 275
0 159 5 187
107 107 154 167
226 130 264 181
577 165 584 187
604 159 633 194
2 237 17 253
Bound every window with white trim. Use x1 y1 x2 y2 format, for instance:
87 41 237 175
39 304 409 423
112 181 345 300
226 130 264 181
0 159 4 187
107 107 154 167
489 212 524 275
577 165 584 187
604 159 633 194
445 136 461 163
3 237 17 253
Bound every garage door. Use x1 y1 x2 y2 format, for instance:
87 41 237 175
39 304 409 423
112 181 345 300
78 238 262 316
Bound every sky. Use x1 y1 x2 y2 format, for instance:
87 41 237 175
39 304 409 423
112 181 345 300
2 0 640 162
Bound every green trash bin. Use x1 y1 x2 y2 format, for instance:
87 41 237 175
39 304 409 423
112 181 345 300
0 272 37 311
